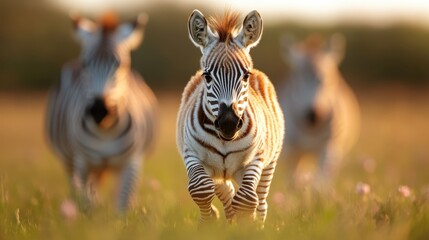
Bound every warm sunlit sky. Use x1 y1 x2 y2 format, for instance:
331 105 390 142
50 0 429 26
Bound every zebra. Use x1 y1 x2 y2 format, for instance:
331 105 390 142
46 13 157 212
279 34 360 187
176 10 284 226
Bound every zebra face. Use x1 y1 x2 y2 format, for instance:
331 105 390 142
72 13 148 127
290 58 327 127
202 57 250 139
281 34 345 128
82 59 122 128
188 10 263 140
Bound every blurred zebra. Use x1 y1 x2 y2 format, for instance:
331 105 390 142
279 34 360 186
176 10 284 226
46 13 157 212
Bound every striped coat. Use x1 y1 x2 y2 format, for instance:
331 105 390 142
177 10 284 226
279 34 360 186
46 13 157 212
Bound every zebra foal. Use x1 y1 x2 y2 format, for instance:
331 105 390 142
46 13 157 212
279 34 360 187
176 10 285 226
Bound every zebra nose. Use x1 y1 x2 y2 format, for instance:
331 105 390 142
214 119 221 130
215 103 241 139
215 118 242 131
86 97 108 124
306 108 317 126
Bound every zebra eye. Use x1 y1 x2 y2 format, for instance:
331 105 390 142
242 73 250 82
204 74 213 83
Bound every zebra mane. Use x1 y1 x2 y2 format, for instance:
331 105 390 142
100 11 119 34
87 44 120 68
300 34 324 56
82 12 121 67
208 11 241 43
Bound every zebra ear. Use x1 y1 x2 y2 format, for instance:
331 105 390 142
279 34 296 64
70 12 97 44
327 33 346 65
114 13 148 50
188 10 214 51
236 10 263 50
280 33 303 68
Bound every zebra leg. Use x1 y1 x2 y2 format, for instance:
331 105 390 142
185 155 218 223
117 158 141 213
215 180 235 221
232 159 264 220
256 160 277 226
315 145 338 191
71 156 91 211
87 169 104 205
322 145 341 178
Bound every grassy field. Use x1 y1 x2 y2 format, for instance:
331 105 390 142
1 88 429 239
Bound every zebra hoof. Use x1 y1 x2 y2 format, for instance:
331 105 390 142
235 211 256 223
211 204 220 219
199 204 220 224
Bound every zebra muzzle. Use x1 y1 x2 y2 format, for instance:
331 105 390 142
86 97 118 128
305 108 318 126
214 103 243 140
305 106 330 128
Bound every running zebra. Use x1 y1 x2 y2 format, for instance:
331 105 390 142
176 10 284 226
279 34 360 187
46 13 157 212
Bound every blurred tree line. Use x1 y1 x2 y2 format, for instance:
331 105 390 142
1 0 429 91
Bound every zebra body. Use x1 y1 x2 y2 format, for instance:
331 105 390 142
177 10 284 225
279 34 360 185
46 13 156 212
178 70 281 179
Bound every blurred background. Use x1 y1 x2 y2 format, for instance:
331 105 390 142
1 0 429 90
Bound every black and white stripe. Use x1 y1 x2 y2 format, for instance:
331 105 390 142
46 14 156 212
177 10 284 227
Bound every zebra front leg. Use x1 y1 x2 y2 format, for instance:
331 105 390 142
232 159 264 221
215 180 235 221
256 160 277 227
86 169 105 205
321 144 341 179
185 155 218 223
315 145 339 190
117 158 141 213
71 156 91 212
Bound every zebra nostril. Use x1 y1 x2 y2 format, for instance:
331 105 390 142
87 97 108 124
237 119 243 130
306 109 317 125
214 119 220 130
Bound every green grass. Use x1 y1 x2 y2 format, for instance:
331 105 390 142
0 88 429 239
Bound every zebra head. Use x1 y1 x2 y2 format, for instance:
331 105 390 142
188 10 263 140
281 34 345 128
71 13 147 127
